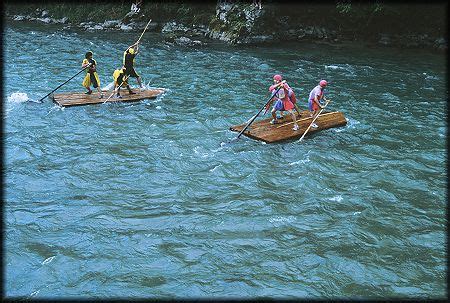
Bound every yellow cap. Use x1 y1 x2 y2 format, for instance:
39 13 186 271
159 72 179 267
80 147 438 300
129 48 135 55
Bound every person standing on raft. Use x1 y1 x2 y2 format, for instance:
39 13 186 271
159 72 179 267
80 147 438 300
308 79 329 128
82 51 103 98
112 66 135 98
268 74 299 131
123 43 144 91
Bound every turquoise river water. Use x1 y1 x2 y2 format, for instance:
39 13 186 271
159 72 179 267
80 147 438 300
3 21 447 299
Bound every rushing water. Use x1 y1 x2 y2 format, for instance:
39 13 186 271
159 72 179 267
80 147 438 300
4 21 447 299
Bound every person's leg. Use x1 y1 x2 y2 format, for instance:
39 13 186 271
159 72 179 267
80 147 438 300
130 68 144 89
290 110 299 130
311 109 319 128
96 86 103 98
294 103 301 116
83 74 92 94
271 108 277 121
137 76 144 89
116 85 122 98
91 73 102 98
127 85 135 94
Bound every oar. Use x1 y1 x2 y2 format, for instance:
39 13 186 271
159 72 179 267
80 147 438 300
37 63 92 102
298 98 332 142
102 75 130 104
235 84 284 140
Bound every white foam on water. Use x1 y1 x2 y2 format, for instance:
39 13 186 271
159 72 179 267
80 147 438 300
334 128 344 133
209 164 221 172
30 290 40 297
155 106 162 110
422 86 435 91
103 81 115 91
381 92 401 103
424 74 439 80
329 195 343 202
289 158 310 166
325 65 342 70
211 145 225 153
269 216 296 224
290 150 311 165
7 92 30 103
353 211 361 215
438 127 446 138
345 117 360 129
325 64 355 72
46 105 64 116
193 146 209 158
42 256 55 265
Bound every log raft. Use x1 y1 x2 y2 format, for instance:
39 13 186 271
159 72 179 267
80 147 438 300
52 88 165 107
230 110 347 143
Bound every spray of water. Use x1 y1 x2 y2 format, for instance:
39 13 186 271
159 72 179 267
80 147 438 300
7 92 30 103
103 81 115 91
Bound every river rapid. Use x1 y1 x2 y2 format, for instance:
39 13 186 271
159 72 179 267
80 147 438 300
4 21 447 299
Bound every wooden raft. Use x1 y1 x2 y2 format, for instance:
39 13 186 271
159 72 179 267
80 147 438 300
230 110 347 143
52 88 165 107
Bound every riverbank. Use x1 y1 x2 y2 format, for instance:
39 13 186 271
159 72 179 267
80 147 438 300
4 1 447 51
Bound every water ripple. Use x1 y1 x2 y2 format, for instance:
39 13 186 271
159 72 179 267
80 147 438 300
4 22 446 299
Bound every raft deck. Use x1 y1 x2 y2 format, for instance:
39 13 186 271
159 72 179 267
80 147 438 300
230 110 347 143
52 88 165 107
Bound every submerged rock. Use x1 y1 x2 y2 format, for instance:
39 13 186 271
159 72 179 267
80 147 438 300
379 34 391 45
434 38 447 51
102 20 120 28
119 24 133 31
13 15 26 21
37 17 52 24
162 22 190 34
244 35 274 44
174 36 204 46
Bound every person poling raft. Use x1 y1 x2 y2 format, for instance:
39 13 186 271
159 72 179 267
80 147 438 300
82 51 104 98
121 19 152 91
308 79 329 128
266 74 300 131
123 43 144 91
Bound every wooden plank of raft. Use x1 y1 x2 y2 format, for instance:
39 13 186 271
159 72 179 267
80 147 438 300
52 88 165 107
229 110 347 143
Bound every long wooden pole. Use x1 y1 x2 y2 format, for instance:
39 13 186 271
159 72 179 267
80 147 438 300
298 99 332 142
135 19 152 45
38 63 91 102
102 75 130 104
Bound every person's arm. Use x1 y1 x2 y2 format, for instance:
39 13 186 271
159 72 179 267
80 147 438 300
90 60 97 72
269 80 286 91
81 59 92 68
314 95 324 109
